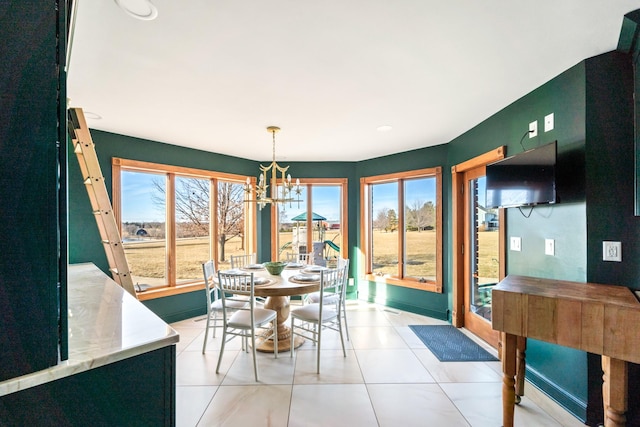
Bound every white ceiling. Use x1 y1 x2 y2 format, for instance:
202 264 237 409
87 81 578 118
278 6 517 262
67 0 640 162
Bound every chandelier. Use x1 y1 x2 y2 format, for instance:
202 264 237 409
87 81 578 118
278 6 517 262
244 126 302 210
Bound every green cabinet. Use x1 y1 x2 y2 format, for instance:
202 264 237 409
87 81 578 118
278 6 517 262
0 1 67 381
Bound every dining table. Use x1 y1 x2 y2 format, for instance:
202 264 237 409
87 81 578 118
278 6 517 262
227 263 325 353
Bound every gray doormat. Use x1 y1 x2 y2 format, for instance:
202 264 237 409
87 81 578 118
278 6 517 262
409 325 498 362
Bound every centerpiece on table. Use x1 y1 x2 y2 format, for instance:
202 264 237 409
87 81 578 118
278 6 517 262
264 261 286 275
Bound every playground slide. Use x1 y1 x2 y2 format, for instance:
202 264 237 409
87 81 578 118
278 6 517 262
324 240 340 252
280 241 292 252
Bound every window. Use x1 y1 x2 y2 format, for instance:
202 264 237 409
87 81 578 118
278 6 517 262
112 158 256 298
271 179 348 267
361 167 442 292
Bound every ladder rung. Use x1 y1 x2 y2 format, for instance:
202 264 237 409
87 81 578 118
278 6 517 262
102 242 123 249
102 240 122 245
109 268 131 277
83 176 104 184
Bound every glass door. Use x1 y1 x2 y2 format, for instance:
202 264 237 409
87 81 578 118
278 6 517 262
463 167 502 345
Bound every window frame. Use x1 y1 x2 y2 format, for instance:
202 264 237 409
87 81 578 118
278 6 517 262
112 158 257 300
360 167 442 293
270 178 348 264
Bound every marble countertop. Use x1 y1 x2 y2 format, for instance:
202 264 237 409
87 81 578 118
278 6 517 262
0 263 179 396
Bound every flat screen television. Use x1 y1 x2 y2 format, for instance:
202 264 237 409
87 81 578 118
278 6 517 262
486 141 557 208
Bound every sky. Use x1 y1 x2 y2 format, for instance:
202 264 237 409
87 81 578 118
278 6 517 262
121 171 166 223
121 171 345 224
279 185 342 223
371 177 437 214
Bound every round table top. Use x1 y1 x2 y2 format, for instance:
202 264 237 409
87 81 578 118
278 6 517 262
227 265 324 297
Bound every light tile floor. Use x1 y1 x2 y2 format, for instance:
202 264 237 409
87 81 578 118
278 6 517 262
171 301 585 427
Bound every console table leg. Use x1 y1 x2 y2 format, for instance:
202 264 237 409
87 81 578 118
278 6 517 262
515 336 527 402
602 356 627 427
501 332 517 427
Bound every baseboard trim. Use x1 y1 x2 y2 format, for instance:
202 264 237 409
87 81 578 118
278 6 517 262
526 365 587 422
364 296 448 321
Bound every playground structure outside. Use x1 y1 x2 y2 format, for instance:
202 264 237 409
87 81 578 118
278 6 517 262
278 228 341 265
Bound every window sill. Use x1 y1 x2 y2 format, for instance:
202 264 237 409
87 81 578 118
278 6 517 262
136 282 205 301
364 273 442 293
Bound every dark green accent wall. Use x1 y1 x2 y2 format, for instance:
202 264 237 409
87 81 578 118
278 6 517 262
444 51 637 424
144 289 208 324
585 53 636 288
446 58 590 420
583 52 638 426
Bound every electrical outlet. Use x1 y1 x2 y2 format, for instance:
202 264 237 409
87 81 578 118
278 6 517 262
529 121 538 138
544 113 554 132
545 239 555 256
603 241 622 262
510 236 521 252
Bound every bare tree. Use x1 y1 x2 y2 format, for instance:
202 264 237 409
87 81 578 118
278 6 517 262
373 207 389 231
217 182 244 261
406 200 435 231
420 201 435 229
152 177 245 261
175 178 210 236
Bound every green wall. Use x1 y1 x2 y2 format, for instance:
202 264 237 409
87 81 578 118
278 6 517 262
583 52 637 425
446 58 589 420
67 51 639 425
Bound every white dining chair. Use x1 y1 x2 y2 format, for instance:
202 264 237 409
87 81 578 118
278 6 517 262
304 258 351 340
286 251 313 264
230 253 257 269
201 260 248 353
290 265 347 373
216 270 278 381
286 252 315 305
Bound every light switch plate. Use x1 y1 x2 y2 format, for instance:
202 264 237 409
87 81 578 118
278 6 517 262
545 238 555 256
510 236 521 252
603 241 622 262
544 113 554 132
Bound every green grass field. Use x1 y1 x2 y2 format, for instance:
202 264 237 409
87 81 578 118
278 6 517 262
124 229 499 288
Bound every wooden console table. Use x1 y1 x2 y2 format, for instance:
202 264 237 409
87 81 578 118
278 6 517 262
492 275 640 427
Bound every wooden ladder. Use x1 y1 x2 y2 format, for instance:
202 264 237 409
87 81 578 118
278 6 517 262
68 107 136 297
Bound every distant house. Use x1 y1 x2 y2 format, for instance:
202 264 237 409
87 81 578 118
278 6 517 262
484 213 499 231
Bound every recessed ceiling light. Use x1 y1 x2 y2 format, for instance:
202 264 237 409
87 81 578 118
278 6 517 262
84 111 102 120
376 125 393 132
114 0 158 21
